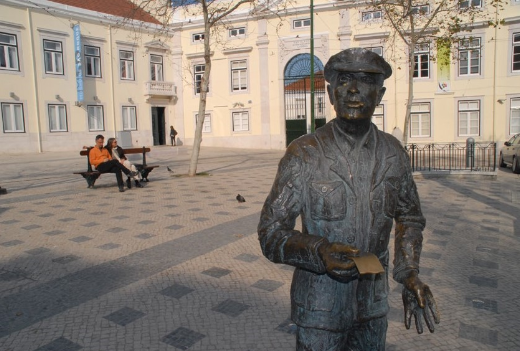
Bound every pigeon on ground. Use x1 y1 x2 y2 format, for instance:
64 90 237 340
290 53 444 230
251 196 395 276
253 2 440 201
167 166 174 173
236 194 246 203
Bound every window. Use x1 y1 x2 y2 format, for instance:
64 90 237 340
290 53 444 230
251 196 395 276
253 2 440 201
413 44 430 78
87 105 104 131
195 113 211 133
192 33 204 42
410 103 431 137
373 105 384 131
229 27 245 38
1 102 24 132
232 111 249 131
0 32 19 71
293 19 310 29
361 11 382 21
150 54 163 81
194 64 208 94
459 38 481 76
458 100 480 136
48 104 67 132
231 60 247 91
459 0 481 8
119 50 134 80
411 4 430 14
510 98 520 134
122 106 137 130
366 46 383 57
85 45 101 78
513 33 520 72
43 39 64 75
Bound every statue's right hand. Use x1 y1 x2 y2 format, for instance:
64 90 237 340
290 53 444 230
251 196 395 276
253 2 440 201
318 242 360 282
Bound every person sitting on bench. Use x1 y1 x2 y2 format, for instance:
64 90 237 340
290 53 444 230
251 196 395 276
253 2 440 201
105 137 143 189
89 134 138 192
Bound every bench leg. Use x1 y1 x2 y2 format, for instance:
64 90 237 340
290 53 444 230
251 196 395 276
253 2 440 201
140 169 152 182
82 173 100 188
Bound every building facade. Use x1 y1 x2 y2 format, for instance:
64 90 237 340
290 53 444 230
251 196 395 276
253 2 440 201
1 0 520 153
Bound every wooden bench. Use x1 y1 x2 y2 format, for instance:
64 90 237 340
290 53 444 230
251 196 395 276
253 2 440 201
74 147 159 188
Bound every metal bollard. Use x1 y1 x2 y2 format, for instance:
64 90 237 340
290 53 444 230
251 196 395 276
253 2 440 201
466 137 475 168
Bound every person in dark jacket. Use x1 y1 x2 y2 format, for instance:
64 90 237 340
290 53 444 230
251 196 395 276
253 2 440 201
170 126 178 146
258 48 440 350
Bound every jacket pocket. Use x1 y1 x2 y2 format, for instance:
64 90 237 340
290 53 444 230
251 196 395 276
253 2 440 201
309 181 346 221
292 270 336 312
383 177 399 218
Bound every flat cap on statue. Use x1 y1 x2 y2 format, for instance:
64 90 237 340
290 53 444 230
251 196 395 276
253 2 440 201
324 47 392 82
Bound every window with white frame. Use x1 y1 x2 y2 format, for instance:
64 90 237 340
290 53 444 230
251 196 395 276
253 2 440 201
48 104 67 132
458 100 480 136
459 38 481 76
87 105 104 131
43 39 64 75
84 45 101 78
410 103 431 137
231 60 247 91
119 50 134 80
293 19 310 29
0 32 19 71
192 33 204 42
510 98 520 134
232 111 249 131
194 64 208 94
513 33 520 72
361 10 382 22
373 105 384 131
150 54 163 81
195 113 211 133
365 46 383 57
1 102 24 132
411 4 430 14
122 106 137 131
413 44 430 78
229 27 245 38
459 0 481 8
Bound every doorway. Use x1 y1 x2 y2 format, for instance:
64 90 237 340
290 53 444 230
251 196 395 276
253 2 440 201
151 107 165 146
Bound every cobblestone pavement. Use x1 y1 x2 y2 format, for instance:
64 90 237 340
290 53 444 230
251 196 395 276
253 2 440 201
0 145 519 351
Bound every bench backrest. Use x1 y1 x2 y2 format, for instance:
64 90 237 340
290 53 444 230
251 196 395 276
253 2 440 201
81 147 151 172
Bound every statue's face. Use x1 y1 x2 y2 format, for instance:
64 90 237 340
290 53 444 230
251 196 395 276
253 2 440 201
327 72 385 122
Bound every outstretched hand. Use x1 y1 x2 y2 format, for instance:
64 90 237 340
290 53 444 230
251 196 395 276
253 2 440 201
318 242 360 282
402 273 440 334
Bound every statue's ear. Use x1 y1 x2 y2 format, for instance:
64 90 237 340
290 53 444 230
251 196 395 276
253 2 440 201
377 86 386 105
327 84 334 105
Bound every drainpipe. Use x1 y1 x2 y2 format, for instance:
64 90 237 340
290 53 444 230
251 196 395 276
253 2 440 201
108 25 116 134
492 8 498 143
27 8 43 152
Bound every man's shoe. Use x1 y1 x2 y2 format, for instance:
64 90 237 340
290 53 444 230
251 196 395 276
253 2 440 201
135 180 144 188
119 186 125 193
129 171 139 178
126 178 132 189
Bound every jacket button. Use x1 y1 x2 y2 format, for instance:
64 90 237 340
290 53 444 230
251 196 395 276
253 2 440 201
347 235 355 243
348 197 355 205
321 186 328 192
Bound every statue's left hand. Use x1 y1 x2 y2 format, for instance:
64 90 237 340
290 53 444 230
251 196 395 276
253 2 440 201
402 272 440 334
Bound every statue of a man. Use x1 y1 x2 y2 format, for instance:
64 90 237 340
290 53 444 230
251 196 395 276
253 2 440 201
258 48 440 350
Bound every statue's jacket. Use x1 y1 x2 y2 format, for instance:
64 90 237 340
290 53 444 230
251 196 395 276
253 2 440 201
258 120 425 332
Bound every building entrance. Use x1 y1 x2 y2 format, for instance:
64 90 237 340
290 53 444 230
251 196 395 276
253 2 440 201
151 107 166 146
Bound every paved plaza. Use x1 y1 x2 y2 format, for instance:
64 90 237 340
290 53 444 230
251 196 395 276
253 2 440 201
0 146 519 350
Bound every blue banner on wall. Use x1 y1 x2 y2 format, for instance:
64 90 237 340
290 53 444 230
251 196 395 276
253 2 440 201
73 24 84 102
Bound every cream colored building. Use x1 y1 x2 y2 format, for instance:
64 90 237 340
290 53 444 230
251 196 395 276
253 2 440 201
1 0 520 154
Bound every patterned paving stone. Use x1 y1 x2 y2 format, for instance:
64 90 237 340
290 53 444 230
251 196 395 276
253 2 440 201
459 322 498 346
473 258 499 269
215 211 232 215
106 227 126 233
25 247 51 255
0 240 24 247
52 255 80 264
212 299 249 317
69 208 84 212
420 251 442 260
97 243 121 250
465 297 498 313
103 307 146 326
418 267 434 276
234 253 259 262
276 318 297 335
140 209 155 214
22 224 42 230
50 205 65 208
252 279 284 292
112 215 129 220
43 230 66 236
478 235 498 242
69 236 92 243
33 337 83 351
82 222 99 228
0 271 23 281
280 265 295 271
58 218 76 222
432 229 451 236
161 327 205 350
193 217 209 222
160 283 194 299
137 220 155 225
135 233 154 239
476 245 499 255
201 267 232 278
469 276 498 288
188 208 202 212
1 219 20 224
165 224 184 230
427 239 448 247
164 204 177 209
37 213 54 217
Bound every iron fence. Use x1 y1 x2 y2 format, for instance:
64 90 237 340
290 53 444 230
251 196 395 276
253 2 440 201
404 142 497 172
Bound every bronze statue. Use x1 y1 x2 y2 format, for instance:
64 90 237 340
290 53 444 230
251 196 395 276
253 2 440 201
258 48 440 350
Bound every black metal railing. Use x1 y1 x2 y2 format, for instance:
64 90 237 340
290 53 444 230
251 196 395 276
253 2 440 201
404 142 496 172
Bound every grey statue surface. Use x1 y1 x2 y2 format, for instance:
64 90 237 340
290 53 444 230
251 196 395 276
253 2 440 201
258 48 440 350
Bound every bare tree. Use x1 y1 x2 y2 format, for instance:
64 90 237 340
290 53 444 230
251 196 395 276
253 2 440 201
365 0 503 144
